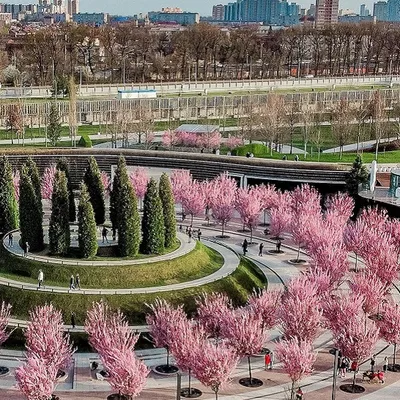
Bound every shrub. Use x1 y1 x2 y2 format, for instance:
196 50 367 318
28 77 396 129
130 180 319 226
78 134 92 148
159 173 177 248
0 156 19 233
232 143 269 157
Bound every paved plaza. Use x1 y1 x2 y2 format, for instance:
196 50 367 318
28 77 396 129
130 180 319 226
0 215 399 399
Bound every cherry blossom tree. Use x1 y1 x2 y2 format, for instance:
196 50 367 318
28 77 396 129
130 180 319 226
162 130 179 148
253 183 279 226
268 194 291 241
13 170 20 201
226 136 244 150
146 299 187 372
201 180 214 224
349 271 386 316
305 268 335 298
279 276 322 343
235 187 263 242
85 301 148 399
171 169 192 204
343 220 368 272
196 292 232 339
221 308 266 387
192 340 239 400
25 304 74 372
41 165 57 200
100 171 111 198
209 173 237 237
16 356 57 400
275 338 316 400
170 319 206 397
377 302 400 370
324 192 354 231
181 180 205 224
248 289 282 331
0 301 12 347
129 167 149 202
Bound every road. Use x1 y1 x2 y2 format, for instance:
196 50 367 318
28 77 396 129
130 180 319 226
0 75 398 99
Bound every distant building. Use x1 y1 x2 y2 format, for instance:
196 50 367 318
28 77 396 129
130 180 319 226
338 14 374 23
360 3 370 16
374 1 388 20
73 12 109 25
148 11 200 25
315 0 339 27
0 12 12 24
307 3 316 16
212 4 225 20
388 0 400 21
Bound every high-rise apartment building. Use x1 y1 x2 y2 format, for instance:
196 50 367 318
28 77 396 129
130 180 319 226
388 0 400 21
315 0 339 26
212 4 225 19
373 1 388 20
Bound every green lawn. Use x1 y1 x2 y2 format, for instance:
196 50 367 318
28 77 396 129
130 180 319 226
0 242 223 289
0 257 266 324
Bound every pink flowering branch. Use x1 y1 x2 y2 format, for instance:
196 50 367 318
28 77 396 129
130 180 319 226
41 165 57 201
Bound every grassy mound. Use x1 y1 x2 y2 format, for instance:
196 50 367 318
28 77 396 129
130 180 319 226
0 242 223 289
0 258 267 325
232 143 271 157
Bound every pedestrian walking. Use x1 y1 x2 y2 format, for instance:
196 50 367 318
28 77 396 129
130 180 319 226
112 228 116 241
294 155 299 161
296 387 303 400
276 240 282 253
264 352 271 370
259 242 264 256
75 274 81 290
102 226 109 243
69 275 75 290
38 269 43 288
179 225 183 232
24 242 30 257
269 351 274 369
8 232 13 247
370 355 376 373
188 230 192 243
384 356 388 372
340 358 347 378
71 312 76 329
197 229 202 241
242 239 248 255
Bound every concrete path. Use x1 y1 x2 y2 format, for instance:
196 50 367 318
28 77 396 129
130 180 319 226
3 230 196 267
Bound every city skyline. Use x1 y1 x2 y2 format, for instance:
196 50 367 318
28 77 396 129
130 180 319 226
0 0 377 15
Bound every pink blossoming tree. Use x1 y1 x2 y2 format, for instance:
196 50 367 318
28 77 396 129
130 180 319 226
192 340 239 400
16 356 58 400
100 171 111 198
171 169 192 204
248 289 282 331
208 173 237 237
275 338 316 400
129 167 149 203
146 299 187 373
41 165 57 200
181 180 205 224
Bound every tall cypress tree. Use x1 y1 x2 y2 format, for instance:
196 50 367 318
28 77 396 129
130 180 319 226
118 179 141 257
110 156 128 234
159 173 177 248
49 170 70 255
141 178 165 255
48 101 62 147
19 166 44 251
0 157 18 233
78 183 98 258
56 157 76 222
83 156 105 225
26 157 42 206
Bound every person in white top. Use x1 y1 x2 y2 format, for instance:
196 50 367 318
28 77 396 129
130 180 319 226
38 270 44 288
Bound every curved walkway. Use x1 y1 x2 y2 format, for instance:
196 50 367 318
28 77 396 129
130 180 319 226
2 231 196 267
0 238 239 295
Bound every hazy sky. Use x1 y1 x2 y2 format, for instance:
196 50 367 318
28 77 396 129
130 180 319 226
76 0 375 16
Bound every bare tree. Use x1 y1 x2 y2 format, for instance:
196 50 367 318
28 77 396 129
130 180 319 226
68 76 78 147
331 98 354 159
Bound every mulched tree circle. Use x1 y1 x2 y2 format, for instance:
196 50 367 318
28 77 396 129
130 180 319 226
239 377 263 387
107 394 130 400
155 364 179 375
270 237 284 241
340 384 365 394
266 250 285 255
288 259 307 265
180 388 202 398
388 364 400 372
216 235 230 239
0 366 9 376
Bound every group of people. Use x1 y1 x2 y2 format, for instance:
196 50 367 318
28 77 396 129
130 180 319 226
241 239 282 255
69 274 81 290
179 225 202 243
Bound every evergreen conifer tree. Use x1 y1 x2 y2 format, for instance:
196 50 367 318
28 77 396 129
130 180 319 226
159 173 177 248
0 157 18 233
78 183 98 258
345 155 369 198
48 101 62 146
26 157 42 206
118 179 141 257
141 178 165 254
110 156 128 234
83 156 105 225
19 166 44 251
49 170 70 255
56 158 76 221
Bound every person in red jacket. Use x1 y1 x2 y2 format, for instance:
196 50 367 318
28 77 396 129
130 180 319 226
264 352 271 370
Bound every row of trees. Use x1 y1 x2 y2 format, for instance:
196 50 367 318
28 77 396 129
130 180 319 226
5 22 400 86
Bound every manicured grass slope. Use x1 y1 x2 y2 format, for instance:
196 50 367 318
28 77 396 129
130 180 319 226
0 258 266 324
0 242 223 289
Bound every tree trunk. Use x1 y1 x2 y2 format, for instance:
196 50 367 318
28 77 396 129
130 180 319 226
166 346 170 367
394 342 397 367
188 368 192 395
352 368 357 391
291 380 295 400
248 356 252 384
296 245 301 262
